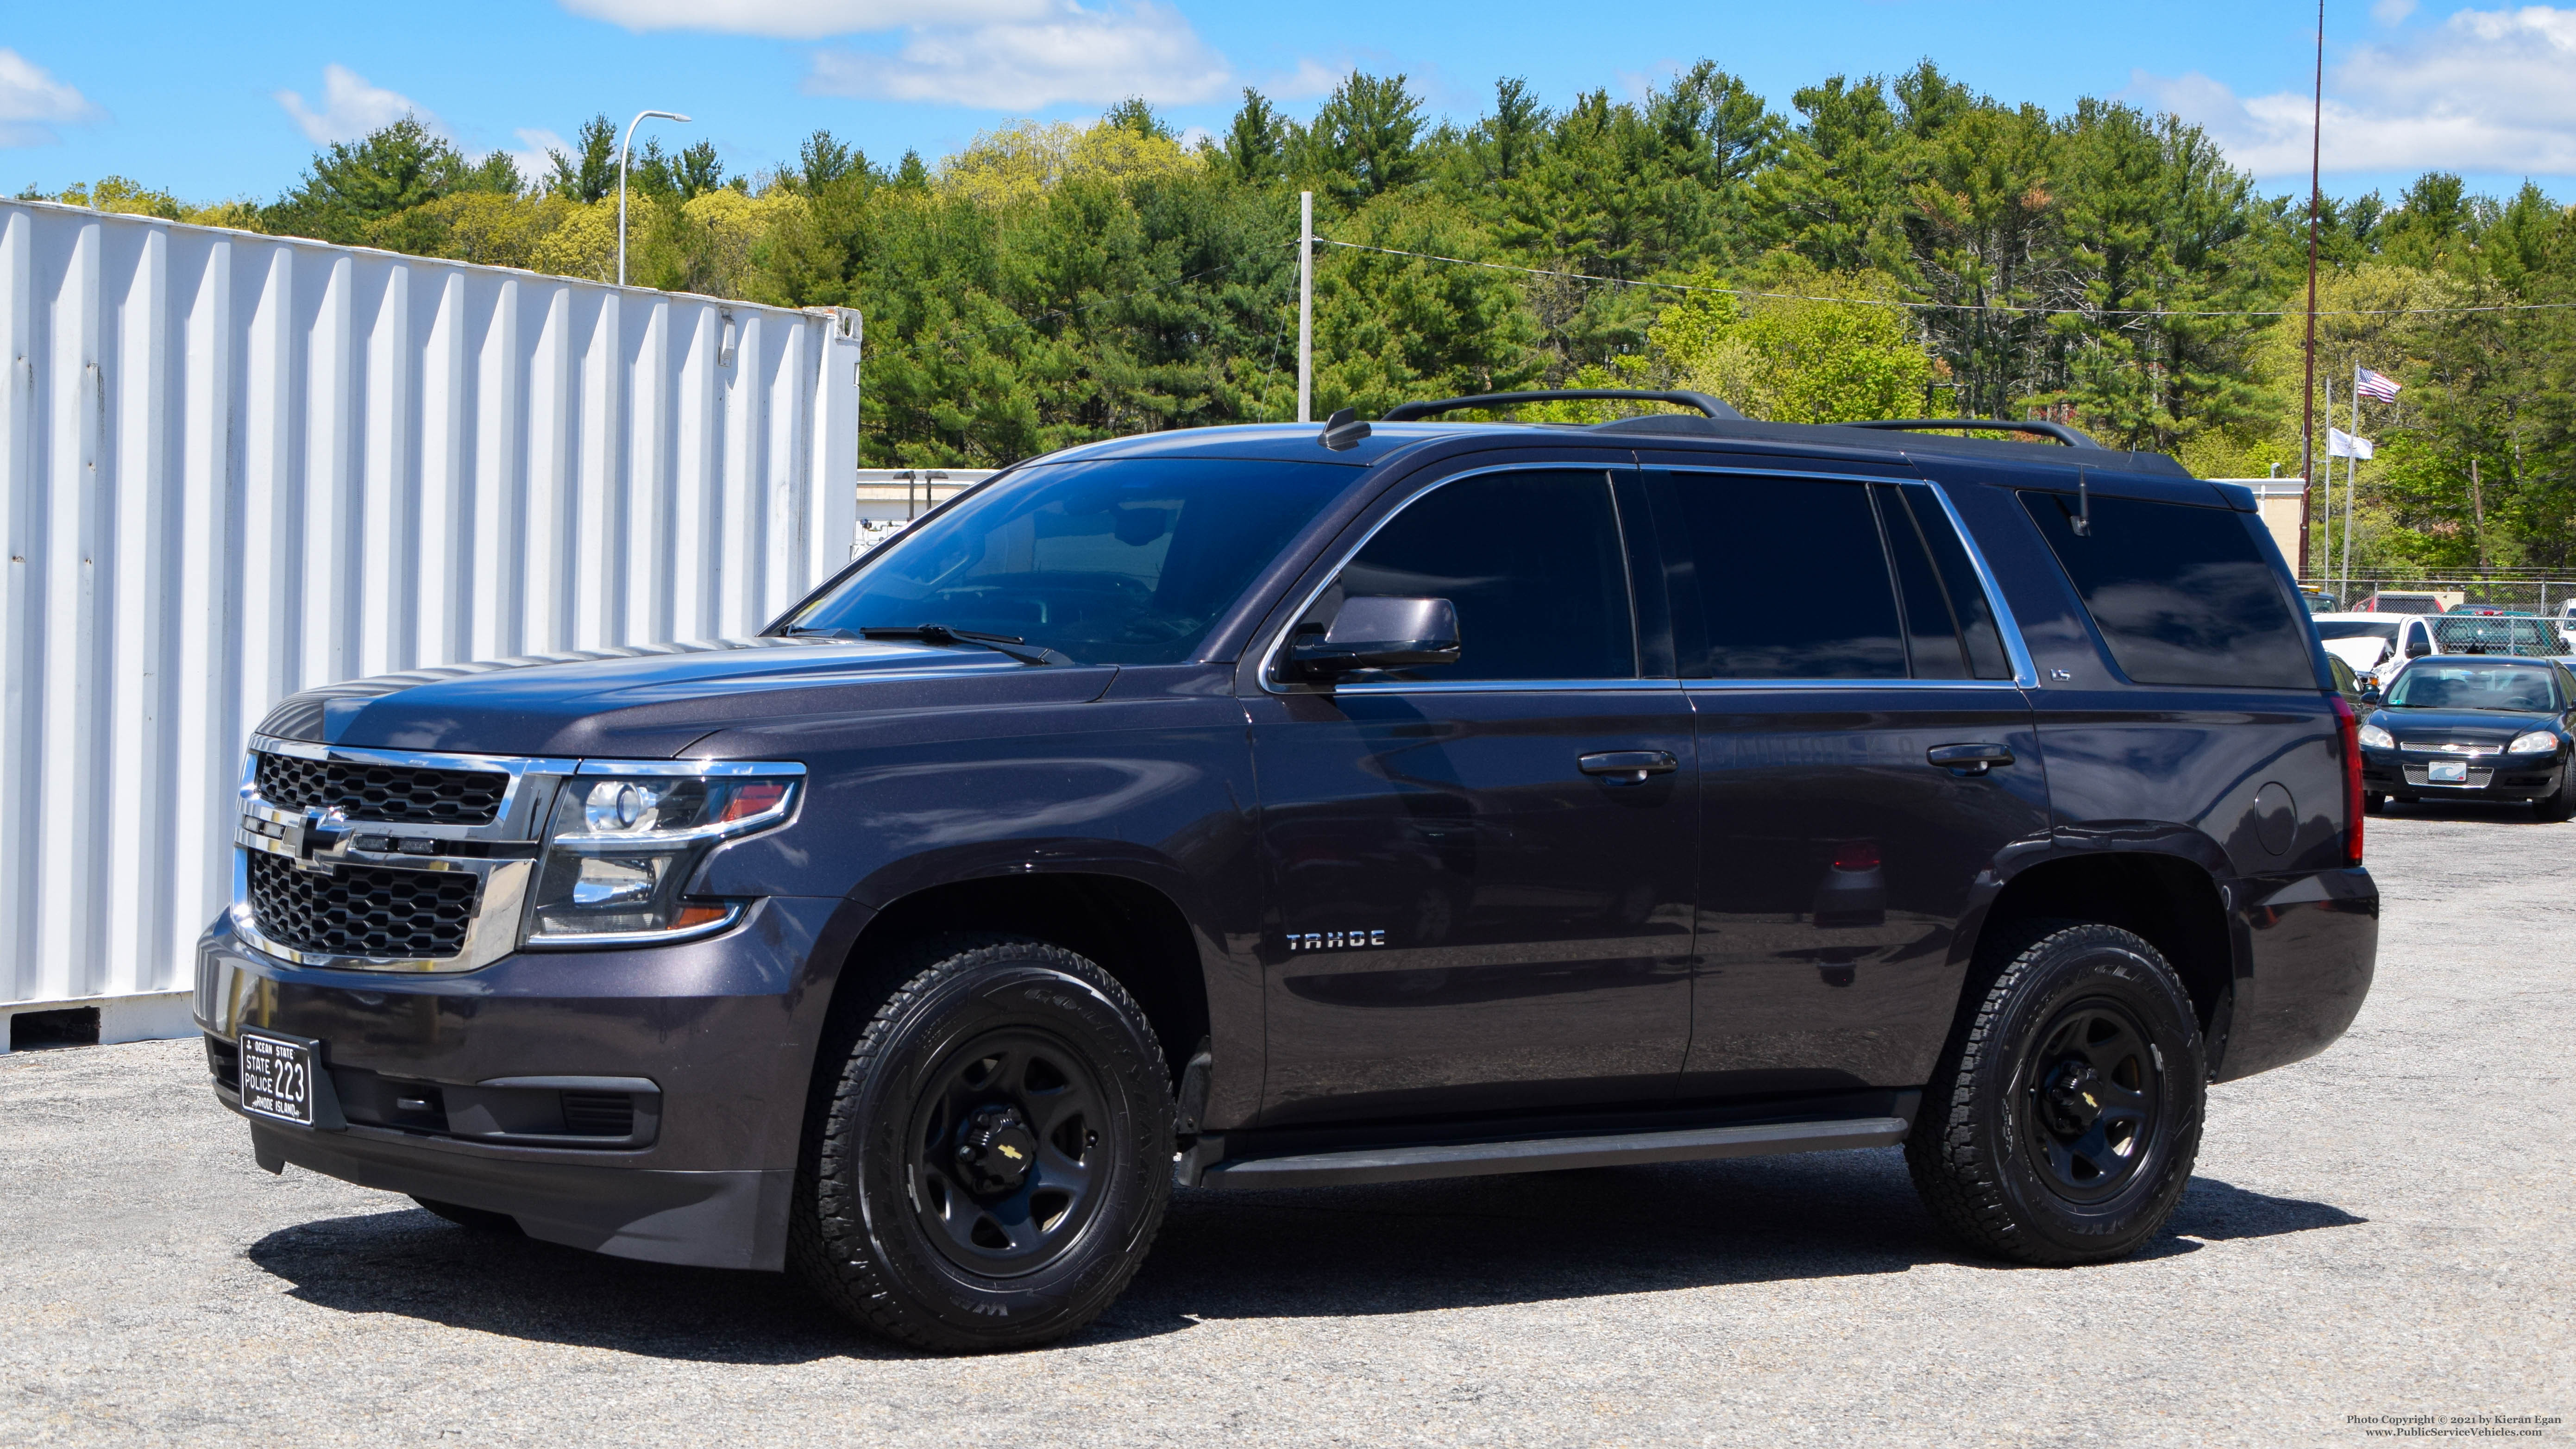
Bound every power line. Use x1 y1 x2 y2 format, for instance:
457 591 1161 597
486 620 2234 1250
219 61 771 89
1313 238 2576 320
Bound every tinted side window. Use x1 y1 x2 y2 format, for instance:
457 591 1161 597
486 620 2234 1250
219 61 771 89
1895 484 2014 679
2018 491 2316 688
1662 471 1906 679
1321 470 1636 681
1876 484 1968 678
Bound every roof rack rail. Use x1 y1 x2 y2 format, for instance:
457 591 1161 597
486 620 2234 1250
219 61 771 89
1380 389 1745 422
1839 418 2102 449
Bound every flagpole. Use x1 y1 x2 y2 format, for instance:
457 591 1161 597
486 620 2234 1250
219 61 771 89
2321 374 2334 598
2349 362 2363 604
2298 0 2325 581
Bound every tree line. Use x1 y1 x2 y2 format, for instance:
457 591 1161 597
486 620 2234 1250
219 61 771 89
19 63 2576 575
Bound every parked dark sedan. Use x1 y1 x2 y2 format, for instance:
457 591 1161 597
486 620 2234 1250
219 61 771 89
2360 657 2576 818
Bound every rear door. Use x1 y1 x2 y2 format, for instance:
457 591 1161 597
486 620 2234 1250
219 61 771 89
1247 465 1698 1125
1643 461 2052 1099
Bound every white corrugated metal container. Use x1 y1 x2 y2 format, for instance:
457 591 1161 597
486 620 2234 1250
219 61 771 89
0 199 861 1028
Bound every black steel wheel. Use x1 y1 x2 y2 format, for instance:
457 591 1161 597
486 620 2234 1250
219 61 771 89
905 1029 1110 1278
2016 1001 2162 1203
791 935 1173 1352
1908 920 2204 1266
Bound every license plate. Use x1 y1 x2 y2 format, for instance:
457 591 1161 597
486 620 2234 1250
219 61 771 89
237 1029 317 1126
2428 760 2470 784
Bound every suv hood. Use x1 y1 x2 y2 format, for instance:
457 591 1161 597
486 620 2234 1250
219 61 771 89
256 637 1118 758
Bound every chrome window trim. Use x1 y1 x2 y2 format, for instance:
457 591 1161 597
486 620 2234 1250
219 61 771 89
1257 459 2042 697
1258 460 1655 697
1907 476 2042 690
1680 676 2035 693
1326 677 1685 696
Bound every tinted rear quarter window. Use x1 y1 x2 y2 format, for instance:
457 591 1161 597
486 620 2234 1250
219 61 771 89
2018 490 2317 689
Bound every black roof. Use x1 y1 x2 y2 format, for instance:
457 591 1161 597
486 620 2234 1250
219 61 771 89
1039 413 2193 478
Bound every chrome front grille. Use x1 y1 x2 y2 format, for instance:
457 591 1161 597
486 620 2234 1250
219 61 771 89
245 852 480 958
235 737 576 971
254 752 509 825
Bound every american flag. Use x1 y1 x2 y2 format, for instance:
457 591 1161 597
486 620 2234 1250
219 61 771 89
2356 367 2402 402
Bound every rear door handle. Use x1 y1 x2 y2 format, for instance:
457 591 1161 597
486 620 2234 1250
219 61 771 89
1928 742 2015 775
1579 750 1679 784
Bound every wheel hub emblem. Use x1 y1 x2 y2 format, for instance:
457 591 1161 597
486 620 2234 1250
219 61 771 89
2044 1061 2106 1133
955 1104 1040 1195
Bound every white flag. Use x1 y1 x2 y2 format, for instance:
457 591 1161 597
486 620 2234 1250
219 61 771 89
2328 427 2374 460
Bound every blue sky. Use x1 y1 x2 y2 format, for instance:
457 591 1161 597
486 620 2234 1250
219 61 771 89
7 1 2573 207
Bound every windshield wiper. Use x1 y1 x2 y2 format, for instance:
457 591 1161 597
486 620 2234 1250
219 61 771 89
787 623 1069 667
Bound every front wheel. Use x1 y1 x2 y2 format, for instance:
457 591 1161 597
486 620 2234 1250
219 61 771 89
790 936 1174 1352
2363 792 2388 815
1907 921 2205 1266
2534 767 2576 822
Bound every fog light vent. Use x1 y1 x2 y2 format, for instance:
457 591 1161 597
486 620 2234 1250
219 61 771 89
559 1091 635 1137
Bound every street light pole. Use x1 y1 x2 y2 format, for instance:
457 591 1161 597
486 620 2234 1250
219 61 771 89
619 108 692 288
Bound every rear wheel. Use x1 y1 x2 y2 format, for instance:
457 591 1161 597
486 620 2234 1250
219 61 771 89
790 936 1173 1352
1907 921 2204 1266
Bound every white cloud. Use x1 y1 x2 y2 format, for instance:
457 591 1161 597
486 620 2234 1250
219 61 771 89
0 48 103 148
503 128 571 188
2133 6 2576 181
806 1 1228 109
275 64 441 146
560 0 1050 40
1262 58 1347 101
2372 0 2418 23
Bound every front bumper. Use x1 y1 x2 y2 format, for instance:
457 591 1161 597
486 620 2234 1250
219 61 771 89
196 896 855 1270
2362 750 2564 801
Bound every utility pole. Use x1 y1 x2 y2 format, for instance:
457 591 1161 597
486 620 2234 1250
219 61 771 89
618 108 692 288
2296 0 2325 577
1297 191 1313 424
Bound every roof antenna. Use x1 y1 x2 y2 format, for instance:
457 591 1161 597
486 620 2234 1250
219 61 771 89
2072 466 2093 537
1319 407 1371 452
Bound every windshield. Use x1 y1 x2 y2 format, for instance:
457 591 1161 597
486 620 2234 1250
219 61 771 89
2386 664 2565 712
2316 621 2401 643
783 458 1356 665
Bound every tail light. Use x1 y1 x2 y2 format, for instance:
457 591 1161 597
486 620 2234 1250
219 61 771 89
2331 693 2364 866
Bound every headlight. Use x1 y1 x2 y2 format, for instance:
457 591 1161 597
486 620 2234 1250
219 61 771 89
2507 730 2560 756
2356 724 2395 750
524 764 802 945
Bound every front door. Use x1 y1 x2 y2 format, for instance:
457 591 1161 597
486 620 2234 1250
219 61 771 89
1646 465 2052 1100
1249 467 1697 1125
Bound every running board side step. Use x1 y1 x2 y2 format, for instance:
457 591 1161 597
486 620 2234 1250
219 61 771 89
1194 1110 1914 1191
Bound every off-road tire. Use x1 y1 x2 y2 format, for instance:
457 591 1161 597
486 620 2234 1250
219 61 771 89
411 1197 522 1234
790 935 1173 1352
1907 920 2205 1266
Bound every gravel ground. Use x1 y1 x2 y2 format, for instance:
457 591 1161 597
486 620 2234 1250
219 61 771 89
4 803 2570 1448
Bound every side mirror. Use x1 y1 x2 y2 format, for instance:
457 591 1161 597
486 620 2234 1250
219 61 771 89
2361 685 2383 705
1289 596 1461 677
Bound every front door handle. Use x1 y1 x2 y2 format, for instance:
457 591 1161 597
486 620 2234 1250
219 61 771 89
1579 750 1679 784
1928 742 2016 776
